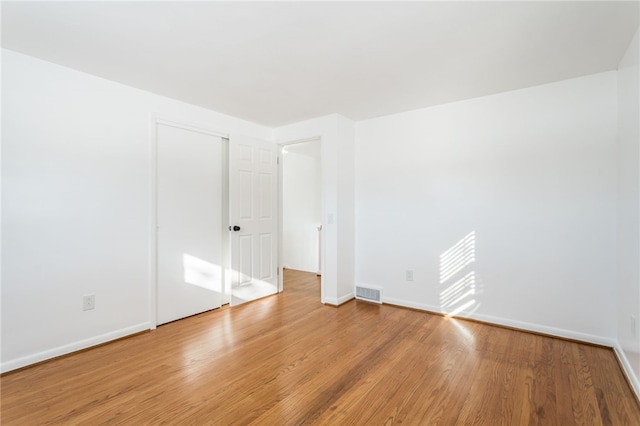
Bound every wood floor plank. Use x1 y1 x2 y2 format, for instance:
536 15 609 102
554 338 578 426
2 269 639 425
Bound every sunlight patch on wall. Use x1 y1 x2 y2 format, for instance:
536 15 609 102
439 231 480 316
439 231 476 283
183 253 222 293
440 271 476 314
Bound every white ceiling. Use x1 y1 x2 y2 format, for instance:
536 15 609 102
2 1 638 127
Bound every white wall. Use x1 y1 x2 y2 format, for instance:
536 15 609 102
617 29 640 390
1 49 271 371
283 146 321 273
336 117 356 302
4 42 635 378
355 72 618 343
274 114 356 305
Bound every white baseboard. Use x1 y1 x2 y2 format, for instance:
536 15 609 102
1 322 151 373
382 297 441 316
383 297 615 347
8 300 637 402
324 292 355 306
613 344 640 400
385 296 640 401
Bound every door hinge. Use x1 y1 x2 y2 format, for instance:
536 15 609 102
277 156 280 165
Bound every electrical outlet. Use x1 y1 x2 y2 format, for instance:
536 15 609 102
632 315 637 337
83 294 95 311
406 270 414 281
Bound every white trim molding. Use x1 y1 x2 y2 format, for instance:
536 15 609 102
613 345 640 401
154 116 229 139
1 323 150 373
324 292 355 307
383 296 615 347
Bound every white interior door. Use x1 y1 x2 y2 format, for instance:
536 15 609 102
229 134 278 306
157 124 223 325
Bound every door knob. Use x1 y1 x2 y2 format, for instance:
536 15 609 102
229 225 241 232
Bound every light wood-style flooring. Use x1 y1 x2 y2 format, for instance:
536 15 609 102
2 269 639 425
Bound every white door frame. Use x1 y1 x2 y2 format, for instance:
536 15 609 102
149 114 229 329
277 136 323 300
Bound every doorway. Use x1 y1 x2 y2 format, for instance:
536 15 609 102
281 139 322 277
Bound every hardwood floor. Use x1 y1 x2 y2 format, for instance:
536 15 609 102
2 269 639 425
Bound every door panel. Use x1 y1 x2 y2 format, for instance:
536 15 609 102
229 134 278 306
260 233 272 279
239 234 253 286
157 124 223 324
240 171 253 219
